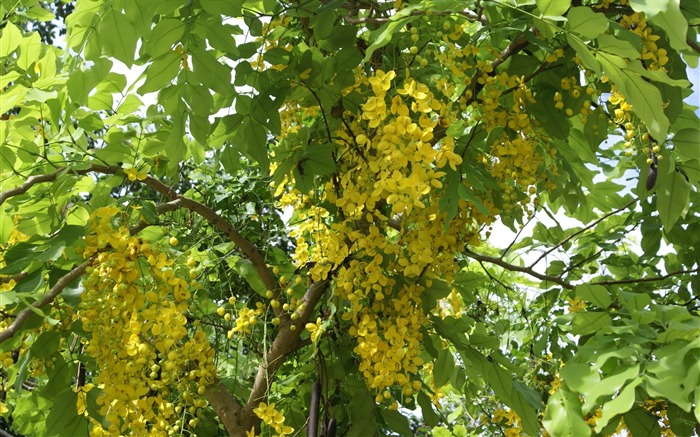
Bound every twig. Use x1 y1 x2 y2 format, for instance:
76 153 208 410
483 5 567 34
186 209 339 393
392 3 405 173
528 199 637 269
594 267 699 286
466 249 573 289
0 260 91 343
687 38 700 55
0 168 65 205
345 9 486 25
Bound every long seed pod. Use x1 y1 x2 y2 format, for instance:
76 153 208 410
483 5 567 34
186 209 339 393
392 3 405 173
325 418 336 437
308 379 322 437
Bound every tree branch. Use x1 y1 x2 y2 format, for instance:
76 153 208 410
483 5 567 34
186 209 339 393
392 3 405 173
245 280 329 411
687 37 700 55
345 9 486 26
0 168 65 205
594 267 699 286
465 249 574 289
0 260 91 343
0 164 280 310
528 199 637 269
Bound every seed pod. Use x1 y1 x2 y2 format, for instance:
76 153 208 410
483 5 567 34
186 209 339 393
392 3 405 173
308 379 322 437
325 419 336 437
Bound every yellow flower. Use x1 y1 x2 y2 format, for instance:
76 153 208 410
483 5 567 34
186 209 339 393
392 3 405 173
305 317 324 342
368 70 396 95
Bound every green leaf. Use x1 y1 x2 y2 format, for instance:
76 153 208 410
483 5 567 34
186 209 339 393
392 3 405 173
30 331 61 359
597 34 641 59
575 284 612 308
667 402 697 436
537 0 571 16
15 349 32 392
623 406 661 437
567 7 608 40
433 348 455 387
570 311 612 335
234 258 267 295
380 408 412 436
13 269 44 293
0 22 24 55
595 377 641 432
17 33 42 71
362 4 421 63
138 52 181 94
596 53 669 140
673 129 700 161
457 184 491 217
192 49 233 95
142 18 185 58
566 35 601 74
656 156 691 231
417 391 440 427
649 1 690 51
461 349 542 436
200 0 243 17
99 9 138 66
45 389 90 437
543 388 591 437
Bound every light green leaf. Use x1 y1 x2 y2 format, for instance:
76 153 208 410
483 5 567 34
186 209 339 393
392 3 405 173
649 1 690 51
537 0 571 16
595 377 641 432
575 284 612 308
433 348 455 387
138 51 181 94
597 53 669 140
567 7 608 40
0 22 23 55
192 49 233 95
597 34 641 59
672 129 700 161
234 258 267 295
567 35 601 74
582 365 640 412
570 311 612 335
17 33 41 71
142 19 185 58
543 388 591 437
99 9 138 66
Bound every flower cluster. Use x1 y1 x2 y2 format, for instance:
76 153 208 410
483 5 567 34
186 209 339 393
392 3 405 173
253 402 294 437
79 206 216 436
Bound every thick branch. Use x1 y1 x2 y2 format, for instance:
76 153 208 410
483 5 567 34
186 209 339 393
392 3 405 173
0 260 91 343
204 379 247 437
244 280 329 418
135 172 279 298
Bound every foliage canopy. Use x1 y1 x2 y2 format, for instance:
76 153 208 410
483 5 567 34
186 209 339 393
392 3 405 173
1 0 699 436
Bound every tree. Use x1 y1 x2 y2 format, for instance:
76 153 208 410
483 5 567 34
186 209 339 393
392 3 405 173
0 0 699 435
